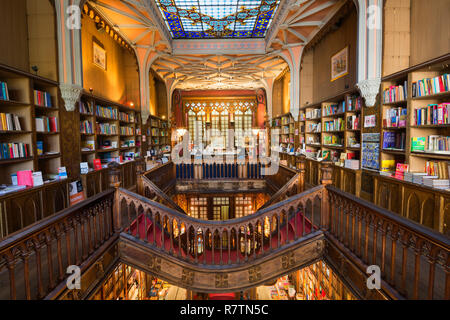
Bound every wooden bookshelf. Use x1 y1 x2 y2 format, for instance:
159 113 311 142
78 92 142 169
144 115 170 159
295 90 363 170
0 64 62 185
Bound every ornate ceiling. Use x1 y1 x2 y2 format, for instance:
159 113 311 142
155 0 281 39
87 0 345 90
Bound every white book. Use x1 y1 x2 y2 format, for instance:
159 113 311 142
32 171 44 187
80 162 89 174
35 118 44 132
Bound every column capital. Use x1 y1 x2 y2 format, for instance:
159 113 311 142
60 83 83 111
356 77 381 107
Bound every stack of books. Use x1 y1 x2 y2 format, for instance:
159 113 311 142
423 178 449 190
404 172 428 183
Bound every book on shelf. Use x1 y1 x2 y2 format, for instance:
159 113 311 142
383 107 407 128
35 116 58 132
414 103 449 126
323 118 344 131
96 122 117 135
323 102 344 116
412 74 449 98
82 140 95 151
17 170 33 187
79 101 93 114
344 159 360 170
347 95 362 111
0 81 10 101
34 90 52 107
0 142 29 160
120 126 134 135
0 113 22 131
423 178 449 190
306 109 321 119
425 160 450 179
32 171 44 187
119 111 135 123
394 163 409 180
95 105 118 119
382 131 405 150
404 172 428 184
426 135 450 152
58 167 68 180
37 141 44 156
362 134 380 170
80 162 89 174
80 120 93 134
93 159 102 170
347 114 360 130
383 81 408 103
347 136 360 148
381 160 396 172
0 185 27 196
411 137 426 151
323 135 343 145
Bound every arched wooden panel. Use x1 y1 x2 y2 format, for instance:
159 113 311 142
23 198 39 228
377 183 390 210
421 198 435 229
443 203 450 237
407 193 420 223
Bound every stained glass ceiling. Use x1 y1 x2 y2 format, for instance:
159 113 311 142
156 0 281 39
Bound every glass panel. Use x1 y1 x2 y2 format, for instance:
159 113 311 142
156 0 281 39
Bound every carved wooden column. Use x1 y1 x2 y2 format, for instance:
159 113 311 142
297 155 306 193
135 157 146 196
109 162 122 233
320 162 333 230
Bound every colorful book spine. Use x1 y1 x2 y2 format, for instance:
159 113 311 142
412 74 449 98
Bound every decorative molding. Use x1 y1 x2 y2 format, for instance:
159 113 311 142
356 78 381 107
281 251 295 269
173 39 266 55
59 83 83 111
215 273 229 289
248 266 262 283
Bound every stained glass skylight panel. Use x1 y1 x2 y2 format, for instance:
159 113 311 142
156 0 281 39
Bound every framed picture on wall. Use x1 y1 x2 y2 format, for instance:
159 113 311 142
331 46 348 82
93 40 106 70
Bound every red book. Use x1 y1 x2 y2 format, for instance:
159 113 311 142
93 159 102 170
17 170 33 187
49 117 57 132
438 76 445 92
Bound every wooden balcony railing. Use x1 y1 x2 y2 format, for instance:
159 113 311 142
0 190 115 300
327 185 450 300
117 185 326 266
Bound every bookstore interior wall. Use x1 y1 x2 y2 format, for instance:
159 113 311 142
410 0 450 66
149 71 158 117
300 50 314 107
156 77 168 119
272 70 290 118
81 11 139 105
312 4 357 103
382 0 411 77
0 0 58 80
